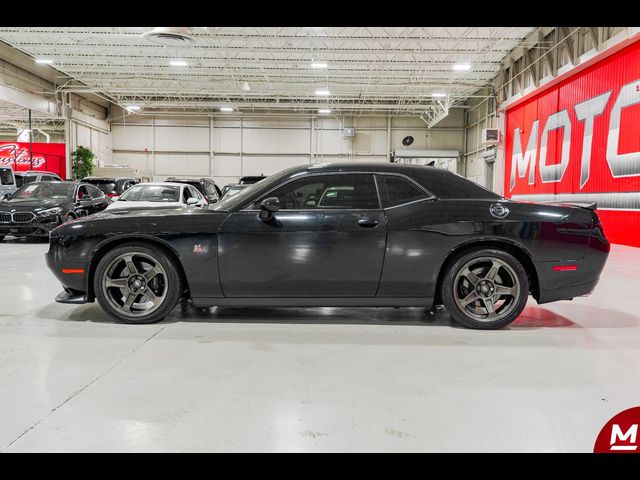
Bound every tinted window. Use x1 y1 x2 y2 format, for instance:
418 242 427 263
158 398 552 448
41 175 58 182
377 175 429 208
119 185 180 202
413 169 501 200
14 182 74 199
0 168 13 185
257 174 379 210
85 179 117 195
87 185 104 199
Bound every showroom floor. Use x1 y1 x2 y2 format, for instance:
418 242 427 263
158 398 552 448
0 238 638 452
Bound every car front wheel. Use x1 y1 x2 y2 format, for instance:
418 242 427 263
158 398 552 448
441 248 529 330
94 243 183 324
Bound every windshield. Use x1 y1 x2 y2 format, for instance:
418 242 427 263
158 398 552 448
0 168 14 185
119 184 180 202
84 179 117 194
13 182 74 199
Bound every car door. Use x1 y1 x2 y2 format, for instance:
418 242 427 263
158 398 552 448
217 173 387 297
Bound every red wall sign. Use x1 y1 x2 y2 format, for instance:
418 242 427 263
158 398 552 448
0 142 66 179
504 40 640 247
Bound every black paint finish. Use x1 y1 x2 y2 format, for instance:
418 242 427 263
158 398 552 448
46 163 610 309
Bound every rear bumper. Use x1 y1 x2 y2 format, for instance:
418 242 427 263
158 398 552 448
55 288 89 304
46 242 91 296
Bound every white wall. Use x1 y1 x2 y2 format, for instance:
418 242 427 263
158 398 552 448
110 111 465 186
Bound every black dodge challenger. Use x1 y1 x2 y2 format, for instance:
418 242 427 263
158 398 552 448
46 163 610 329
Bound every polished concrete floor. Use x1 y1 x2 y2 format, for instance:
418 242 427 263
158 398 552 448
0 237 638 452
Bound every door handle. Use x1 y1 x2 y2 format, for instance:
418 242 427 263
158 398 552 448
358 218 378 228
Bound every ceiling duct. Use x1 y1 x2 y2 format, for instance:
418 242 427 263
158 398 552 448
142 27 195 46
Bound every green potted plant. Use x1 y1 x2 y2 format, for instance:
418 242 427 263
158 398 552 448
71 145 96 180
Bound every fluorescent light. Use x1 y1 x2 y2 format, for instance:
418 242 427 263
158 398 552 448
431 93 447 98
126 105 141 112
452 63 471 71
318 108 331 114
315 89 330 96
169 60 188 67
220 107 234 112
35 59 53 64
311 62 328 69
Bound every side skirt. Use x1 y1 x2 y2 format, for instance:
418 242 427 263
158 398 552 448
190 297 434 308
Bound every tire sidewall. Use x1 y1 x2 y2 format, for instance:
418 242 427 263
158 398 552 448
94 243 182 324
441 248 529 330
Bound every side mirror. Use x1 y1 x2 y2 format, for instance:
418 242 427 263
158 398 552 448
259 196 280 221
2 193 11 200
186 197 199 206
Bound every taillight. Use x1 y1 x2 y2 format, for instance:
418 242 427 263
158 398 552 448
106 193 118 198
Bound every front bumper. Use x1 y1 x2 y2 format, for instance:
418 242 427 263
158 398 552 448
0 217 61 237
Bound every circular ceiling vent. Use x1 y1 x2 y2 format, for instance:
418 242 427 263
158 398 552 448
402 135 414 146
142 27 195 46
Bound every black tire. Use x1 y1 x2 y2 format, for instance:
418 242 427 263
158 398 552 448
441 248 529 330
0 235 4 242
94 242 183 324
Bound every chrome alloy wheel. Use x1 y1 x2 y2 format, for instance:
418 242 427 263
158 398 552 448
452 256 521 323
101 251 168 318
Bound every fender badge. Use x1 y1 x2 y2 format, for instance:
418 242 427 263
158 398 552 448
490 203 509 219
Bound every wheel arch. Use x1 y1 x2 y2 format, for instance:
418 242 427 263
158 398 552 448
85 234 190 302
433 239 540 306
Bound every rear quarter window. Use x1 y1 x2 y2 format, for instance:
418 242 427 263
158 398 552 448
413 170 501 200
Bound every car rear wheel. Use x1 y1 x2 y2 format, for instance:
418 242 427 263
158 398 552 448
94 243 182 324
441 248 529 330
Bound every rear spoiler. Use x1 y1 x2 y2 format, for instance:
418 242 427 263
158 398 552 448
536 201 597 211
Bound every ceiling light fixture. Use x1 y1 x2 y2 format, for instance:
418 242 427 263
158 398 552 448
318 108 331 114
315 89 330 96
431 93 447 98
452 63 471 71
311 62 328 69
220 107 234 112
125 105 141 112
169 59 188 67
241 81 251 92
35 59 53 64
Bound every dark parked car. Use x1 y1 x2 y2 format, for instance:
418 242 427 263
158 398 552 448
14 171 63 188
46 163 609 329
0 181 110 240
165 177 222 204
239 175 266 185
82 177 139 199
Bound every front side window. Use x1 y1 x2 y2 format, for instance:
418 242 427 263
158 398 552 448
255 174 379 210
377 175 430 208
87 185 104 199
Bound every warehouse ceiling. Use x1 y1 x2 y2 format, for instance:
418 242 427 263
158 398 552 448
0 27 536 116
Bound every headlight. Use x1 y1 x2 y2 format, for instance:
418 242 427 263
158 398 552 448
38 207 63 217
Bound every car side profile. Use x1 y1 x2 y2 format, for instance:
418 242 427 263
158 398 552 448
46 163 610 329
